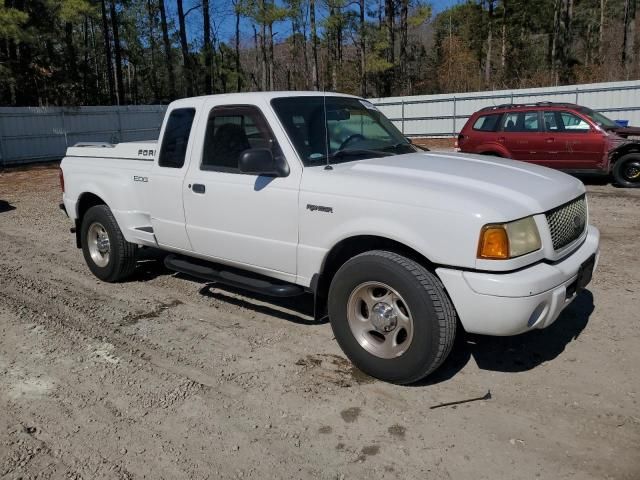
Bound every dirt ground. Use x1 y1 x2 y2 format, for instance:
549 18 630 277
0 164 638 480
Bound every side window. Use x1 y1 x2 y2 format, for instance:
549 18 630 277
201 105 277 172
523 112 539 131
544 111 560 131
503 112 519 131
158 108 196 168
502 111 539 132
559 112 590 132
473 113 502 131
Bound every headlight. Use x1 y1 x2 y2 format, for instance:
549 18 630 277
477 216 541 259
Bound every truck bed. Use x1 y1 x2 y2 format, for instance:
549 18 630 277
61 141 159 247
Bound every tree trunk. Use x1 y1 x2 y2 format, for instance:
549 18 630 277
158 0 176 98
310 0 319 90
83 16 90 103
384 0 395 95
110 0 125 104
203 0 213 94
400 0 408 90
622 0 636 75
290 14 298 90
65 22 78 87
329 4 337 91
485 0 493 85
599 0 605 61
551 0 561 83
146 0 160 101
100 0 116 104
177 0 193 96
253 24 260 89
359 0 367 97
501 0 507 71
268 20 275 90
235 2 241 92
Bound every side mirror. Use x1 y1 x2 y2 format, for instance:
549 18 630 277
239 148 289 177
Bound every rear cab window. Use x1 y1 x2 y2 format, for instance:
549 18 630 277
158 108 196 168
473 113 503 131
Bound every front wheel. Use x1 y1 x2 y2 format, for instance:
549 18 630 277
612 153 640 188
328 250 457 384
81 205 137 282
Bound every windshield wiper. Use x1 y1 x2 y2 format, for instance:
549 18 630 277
381 141 427 152
315 148 394 164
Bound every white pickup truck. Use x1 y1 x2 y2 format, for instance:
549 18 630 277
60 92 599 384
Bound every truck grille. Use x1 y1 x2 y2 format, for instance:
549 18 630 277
545 195 587 250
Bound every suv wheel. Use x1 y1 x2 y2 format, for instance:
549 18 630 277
613 153 640 188
328 250 457 384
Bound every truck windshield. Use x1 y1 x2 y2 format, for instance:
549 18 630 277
271 96 416 166
576 107 618 128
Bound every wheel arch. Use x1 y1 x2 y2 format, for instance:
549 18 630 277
476 143 510 158
312 235 435 320
610 142 640 169
74 192 108 248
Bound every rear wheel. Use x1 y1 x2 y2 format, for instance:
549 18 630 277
81 205 137 282
328 250 457 384
613 153 640 188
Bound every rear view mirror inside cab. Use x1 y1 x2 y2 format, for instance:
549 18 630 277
326 109 350 121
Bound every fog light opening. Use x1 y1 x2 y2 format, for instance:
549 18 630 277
527 302 549 328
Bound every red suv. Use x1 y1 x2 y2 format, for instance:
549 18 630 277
457 102 640 187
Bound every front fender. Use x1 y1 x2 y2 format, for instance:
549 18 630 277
296 195 482 287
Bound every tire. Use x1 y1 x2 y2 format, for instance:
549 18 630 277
612 153 640 188
328 250 457 384
80 205 137 282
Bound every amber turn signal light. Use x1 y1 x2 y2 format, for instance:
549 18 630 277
477 225 509 259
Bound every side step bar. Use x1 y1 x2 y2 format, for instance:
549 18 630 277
164 254 305 298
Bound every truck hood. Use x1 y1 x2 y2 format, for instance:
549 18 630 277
306 151 586 222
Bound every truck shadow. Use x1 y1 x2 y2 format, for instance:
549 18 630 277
129 251 321 326
198 283 320 326
421 290 595 386
573 174 610 186
0 200 16 213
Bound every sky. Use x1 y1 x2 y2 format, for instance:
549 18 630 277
171 0 463 47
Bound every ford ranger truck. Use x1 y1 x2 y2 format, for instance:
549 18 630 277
59 92 600 384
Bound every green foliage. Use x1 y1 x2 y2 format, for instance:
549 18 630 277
0 6 29 40
0 0 636 106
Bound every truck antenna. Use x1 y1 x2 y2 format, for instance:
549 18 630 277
323 87 333 170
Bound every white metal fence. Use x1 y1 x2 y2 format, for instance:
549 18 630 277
370 80 640 137
2 80 640 166
0 105 166 167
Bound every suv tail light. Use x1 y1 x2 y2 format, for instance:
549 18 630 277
59 168 65 193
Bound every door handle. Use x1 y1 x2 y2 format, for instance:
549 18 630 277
192 183 206 194
498 137 505 143
545 137 555 143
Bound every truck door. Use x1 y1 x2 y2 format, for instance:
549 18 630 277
149 107 197 251
183 102 300 280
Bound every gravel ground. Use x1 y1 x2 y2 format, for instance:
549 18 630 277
0 164 639 480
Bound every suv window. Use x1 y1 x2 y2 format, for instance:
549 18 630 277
560 112 590 132
473 113 502 131
502 111 539 132
201 105 277 172
158 108 196 168
543 111 591 133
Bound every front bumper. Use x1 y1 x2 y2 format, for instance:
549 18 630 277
437 225 600 336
